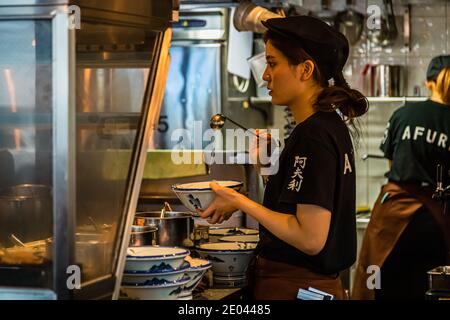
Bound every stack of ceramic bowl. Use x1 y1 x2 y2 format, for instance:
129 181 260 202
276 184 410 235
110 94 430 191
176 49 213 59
171 181 243 213
196 242 257 288
120 246 190 300
178 256 212 300
209 227 259 243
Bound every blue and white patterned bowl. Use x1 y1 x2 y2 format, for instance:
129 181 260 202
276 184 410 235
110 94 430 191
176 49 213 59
120 277 190 300
208 227 259 242
172 181 243 212
196 242 256 278
219 235 260 243
125 246 190 272
179 258 212 299
122 261 190 285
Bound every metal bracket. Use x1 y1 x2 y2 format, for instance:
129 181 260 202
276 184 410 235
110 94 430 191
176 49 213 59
403 4 411 52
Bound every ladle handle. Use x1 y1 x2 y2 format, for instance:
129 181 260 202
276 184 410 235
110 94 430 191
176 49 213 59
10 234 25 247
160 202 173 218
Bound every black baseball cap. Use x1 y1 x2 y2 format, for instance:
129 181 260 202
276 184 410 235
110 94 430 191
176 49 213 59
262 15 349 81
426 55 450 81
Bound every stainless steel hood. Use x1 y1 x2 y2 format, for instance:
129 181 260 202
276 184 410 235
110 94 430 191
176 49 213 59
0 0 173 29
0 0 174 300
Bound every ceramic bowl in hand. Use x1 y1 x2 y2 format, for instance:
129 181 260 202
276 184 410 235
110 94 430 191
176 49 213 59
172 181 243 213
195 242 256 278
124 246 189 273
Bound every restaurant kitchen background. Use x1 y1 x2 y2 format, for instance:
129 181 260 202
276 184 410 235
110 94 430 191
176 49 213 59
0 0 449 300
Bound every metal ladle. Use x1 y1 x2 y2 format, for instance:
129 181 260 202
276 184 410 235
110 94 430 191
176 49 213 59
10 234 25 247
210 114 257 137
160 202 173 219
88 216 101 232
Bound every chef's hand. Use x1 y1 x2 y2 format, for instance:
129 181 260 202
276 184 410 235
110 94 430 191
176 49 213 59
249 129 277 175
197 181 241 224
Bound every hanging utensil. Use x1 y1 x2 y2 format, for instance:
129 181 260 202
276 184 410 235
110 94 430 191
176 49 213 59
384 0 398 45
334 0 364 45
88 216 100 232
316 0 336 27
368 0 398 47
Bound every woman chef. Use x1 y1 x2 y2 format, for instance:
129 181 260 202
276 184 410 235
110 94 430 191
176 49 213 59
353 55 450 300
198 16 368 300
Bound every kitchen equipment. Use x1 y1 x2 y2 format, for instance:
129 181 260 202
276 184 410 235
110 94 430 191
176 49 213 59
0 0 174 299
0 185 52 245
129 225 157 247
361 154 386 161
233 0 282 34
46 232 113 281
428 266 450 292
334 0 364 45
134 210 194 248
193 225 210 246
367 0 398 47
154 8 224 150
384 0 399 45
368 65 405 97
247 52 267 89
316 0 336 27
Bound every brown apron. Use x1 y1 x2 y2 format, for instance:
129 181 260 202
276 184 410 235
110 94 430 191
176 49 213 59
352 181 450 300
251 255 347 300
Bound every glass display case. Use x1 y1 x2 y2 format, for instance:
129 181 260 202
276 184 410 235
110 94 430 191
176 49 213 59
0 0 174 299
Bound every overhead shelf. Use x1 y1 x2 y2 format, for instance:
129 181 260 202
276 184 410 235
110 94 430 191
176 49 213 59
251 96 429 104
367 97 428 103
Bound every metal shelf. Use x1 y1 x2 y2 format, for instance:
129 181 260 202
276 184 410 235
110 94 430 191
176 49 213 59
250 96 429 104
367 97 428 103
0 112 142 127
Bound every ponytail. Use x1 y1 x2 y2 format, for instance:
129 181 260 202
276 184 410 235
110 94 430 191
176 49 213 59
314 70 368 119
314 70 369 145
436 67 450 105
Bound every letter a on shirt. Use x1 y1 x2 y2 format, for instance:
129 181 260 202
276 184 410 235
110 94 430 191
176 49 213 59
344 153 352 175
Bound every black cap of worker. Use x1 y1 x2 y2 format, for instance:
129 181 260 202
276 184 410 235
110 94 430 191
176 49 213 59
262 15 349 81
426 55 450 81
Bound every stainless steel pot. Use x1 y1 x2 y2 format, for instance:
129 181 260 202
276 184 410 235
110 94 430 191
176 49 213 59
129 225 157 247
46 231 113 281
134 211 194 248
428 266 450 291
0 185 52 245
369 64 405 97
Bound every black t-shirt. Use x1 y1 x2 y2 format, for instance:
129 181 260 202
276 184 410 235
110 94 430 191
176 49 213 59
381 100 450 186
259 111 356 275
